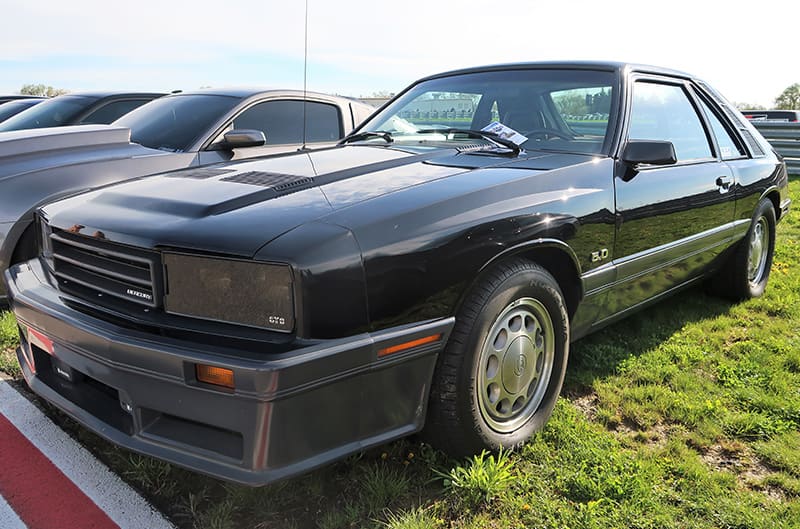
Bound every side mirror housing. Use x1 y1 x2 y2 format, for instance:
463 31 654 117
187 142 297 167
621 140 677 166
220 129 266 150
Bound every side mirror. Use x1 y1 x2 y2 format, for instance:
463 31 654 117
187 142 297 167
220 129 266 149
621 140 677 166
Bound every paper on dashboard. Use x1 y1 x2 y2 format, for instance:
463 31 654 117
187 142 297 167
480 121 528 146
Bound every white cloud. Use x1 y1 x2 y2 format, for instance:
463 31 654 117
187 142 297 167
1 0 798 105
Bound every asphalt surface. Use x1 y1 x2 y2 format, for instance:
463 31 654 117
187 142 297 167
0 375 175 529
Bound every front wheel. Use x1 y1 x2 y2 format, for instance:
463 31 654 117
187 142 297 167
424 259 569 456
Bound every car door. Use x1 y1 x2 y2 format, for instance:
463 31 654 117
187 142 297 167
197 99 346 164
607 76 736 315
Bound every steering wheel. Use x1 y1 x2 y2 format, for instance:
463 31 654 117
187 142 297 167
521 128 573 141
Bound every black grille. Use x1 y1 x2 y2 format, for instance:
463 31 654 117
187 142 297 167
51 229 162 309
221 171 312 189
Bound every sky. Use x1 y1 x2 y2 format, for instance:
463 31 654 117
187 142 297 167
0 0 797 107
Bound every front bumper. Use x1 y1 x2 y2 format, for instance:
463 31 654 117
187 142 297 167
4 259 453 485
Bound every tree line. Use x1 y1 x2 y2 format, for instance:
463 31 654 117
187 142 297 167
16 82 800 111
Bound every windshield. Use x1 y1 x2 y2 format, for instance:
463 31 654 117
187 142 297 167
359 68 617 155
114 94 241 152
0 95 97 131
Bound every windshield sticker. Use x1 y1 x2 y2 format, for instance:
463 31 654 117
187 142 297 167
481 121 528 146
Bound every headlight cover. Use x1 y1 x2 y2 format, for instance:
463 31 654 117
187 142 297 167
163 252 294 333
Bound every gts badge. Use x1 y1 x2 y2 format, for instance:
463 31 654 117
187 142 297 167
591 248 609 263
268 315 286 327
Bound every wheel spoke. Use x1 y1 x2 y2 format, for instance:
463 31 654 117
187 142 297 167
533 350 544 377
486 353 500 378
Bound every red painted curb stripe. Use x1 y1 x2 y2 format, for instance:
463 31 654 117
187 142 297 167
0 412 120 529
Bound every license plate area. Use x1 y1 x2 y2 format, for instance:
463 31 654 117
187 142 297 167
27 333 134 435
50 356 82 384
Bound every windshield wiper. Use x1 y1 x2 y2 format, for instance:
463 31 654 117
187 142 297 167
339 131 394 145
416 128 522 156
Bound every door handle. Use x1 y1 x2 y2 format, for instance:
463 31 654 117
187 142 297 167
716 176 732 193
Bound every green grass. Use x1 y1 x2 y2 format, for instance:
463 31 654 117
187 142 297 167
0 310 20 377
1 179 799 528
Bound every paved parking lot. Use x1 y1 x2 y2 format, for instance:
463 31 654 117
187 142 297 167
0 376 174 529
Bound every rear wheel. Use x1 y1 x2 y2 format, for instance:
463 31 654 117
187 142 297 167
424 259 569 456
711 198 776 300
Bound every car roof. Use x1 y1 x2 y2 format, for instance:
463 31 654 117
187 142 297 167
162 88 364 103
0 95 47 103
419 61 696 82
0 99 44 108
56 91 166 99
0 94 47 99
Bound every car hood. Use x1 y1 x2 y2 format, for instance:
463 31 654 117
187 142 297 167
0 125 167 181
43 145 596 257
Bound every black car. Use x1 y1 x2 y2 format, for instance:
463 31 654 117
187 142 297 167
4 61 790 485
0 98 46 123
0 92 163 131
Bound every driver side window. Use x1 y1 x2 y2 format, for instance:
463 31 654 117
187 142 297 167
230 100 343 145
629 82 713 162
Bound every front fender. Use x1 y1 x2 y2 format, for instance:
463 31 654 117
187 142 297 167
256 222 369 339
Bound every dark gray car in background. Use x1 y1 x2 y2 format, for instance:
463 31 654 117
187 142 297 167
0 88 375 302
0 98 46 123
0 92 164 131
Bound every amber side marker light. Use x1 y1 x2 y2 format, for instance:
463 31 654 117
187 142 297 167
196 364 235 389
378 333 442 357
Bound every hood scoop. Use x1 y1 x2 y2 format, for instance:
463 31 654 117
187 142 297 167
167 167 235 179
221 171 313 191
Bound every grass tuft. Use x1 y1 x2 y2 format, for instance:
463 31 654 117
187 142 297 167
438 449 515 507
381 505 443 529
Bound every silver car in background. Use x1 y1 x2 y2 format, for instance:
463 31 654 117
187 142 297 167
0 88 375 302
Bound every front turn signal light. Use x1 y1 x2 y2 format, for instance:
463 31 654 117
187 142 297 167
378 333 442 357
196 364 235 389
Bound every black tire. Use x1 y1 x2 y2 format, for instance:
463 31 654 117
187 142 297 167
711 198 776 301
424 259 569 456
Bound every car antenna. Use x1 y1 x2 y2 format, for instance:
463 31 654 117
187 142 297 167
301 0 309 150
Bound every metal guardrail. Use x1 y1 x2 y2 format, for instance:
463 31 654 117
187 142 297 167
751 121 800 175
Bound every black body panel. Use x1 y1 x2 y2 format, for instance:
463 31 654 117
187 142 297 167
4 61 789 484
